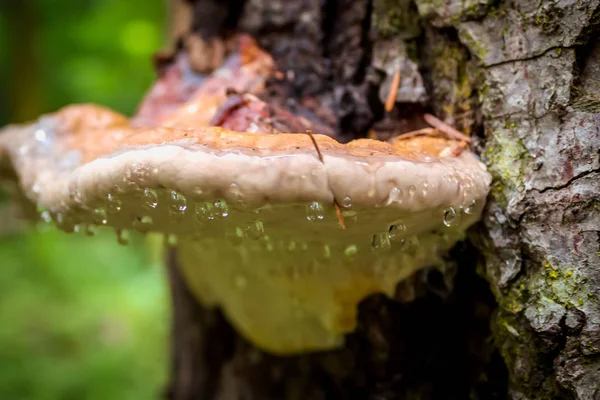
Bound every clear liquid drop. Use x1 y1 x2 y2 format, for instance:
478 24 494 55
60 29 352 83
40 210 52 223
464 200 477 215
107 193 122 214
133 216 153 232
287 241 297 252
116 229 130 245
226 227 245 246
260 235 274 252
408 185 416 197
443 207 457 227
341 196 352 208
371 232 392 253
92 208 108 225
142 188 158 210
84 224 96 237
344 244 358 258
388 223 406 241
166 233 178 247
69 189 83 204
229 183 241 197
321 245 331 260
169 190 187 219
194 202 214 222
191 187 203 197
53 213 75 233
306 201 324 221
245 221 265 240
213 200 229 218
342 209 358 223
388 187 403 204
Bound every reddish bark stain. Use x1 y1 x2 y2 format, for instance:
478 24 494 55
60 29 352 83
573 233 583 255
563 158 574 181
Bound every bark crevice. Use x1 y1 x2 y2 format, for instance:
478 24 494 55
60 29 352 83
536 167 600 195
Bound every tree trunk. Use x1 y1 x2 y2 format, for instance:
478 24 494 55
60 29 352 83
165 1 600 399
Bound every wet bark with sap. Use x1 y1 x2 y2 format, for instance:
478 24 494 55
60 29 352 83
165 1 600 399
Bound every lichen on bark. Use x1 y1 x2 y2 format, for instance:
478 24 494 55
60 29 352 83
454 0 600 397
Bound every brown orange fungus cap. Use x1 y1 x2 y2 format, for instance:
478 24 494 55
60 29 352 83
0 37 490 354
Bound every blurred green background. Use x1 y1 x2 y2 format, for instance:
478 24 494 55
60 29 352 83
0 1 170 399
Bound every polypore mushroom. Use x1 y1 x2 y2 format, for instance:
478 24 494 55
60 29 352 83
0 38 490 355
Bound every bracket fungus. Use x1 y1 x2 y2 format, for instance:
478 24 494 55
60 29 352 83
0 36 490 354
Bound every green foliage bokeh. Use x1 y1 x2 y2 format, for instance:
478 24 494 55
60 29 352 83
0 1 169 398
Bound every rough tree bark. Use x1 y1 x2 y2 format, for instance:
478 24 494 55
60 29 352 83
165 1 600 399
